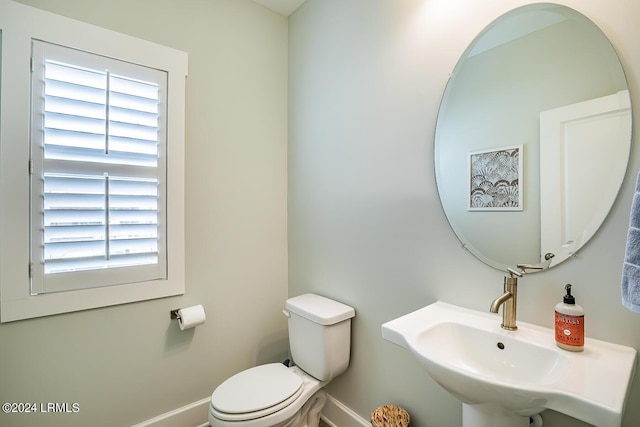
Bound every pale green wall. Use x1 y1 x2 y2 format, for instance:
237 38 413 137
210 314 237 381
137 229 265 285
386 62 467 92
0 1 289 426
3 1 640 426
288 0 640 426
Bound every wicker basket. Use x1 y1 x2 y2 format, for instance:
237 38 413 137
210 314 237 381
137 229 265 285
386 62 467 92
370 405 410 427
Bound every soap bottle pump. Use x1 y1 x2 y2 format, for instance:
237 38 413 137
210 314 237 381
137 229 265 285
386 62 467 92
555 284 584 351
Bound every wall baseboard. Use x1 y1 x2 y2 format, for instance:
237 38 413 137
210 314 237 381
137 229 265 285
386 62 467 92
321 394 370 427
131 393 367 427
131 397 210 427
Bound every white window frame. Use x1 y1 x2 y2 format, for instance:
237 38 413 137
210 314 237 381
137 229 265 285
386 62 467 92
0 0 187 322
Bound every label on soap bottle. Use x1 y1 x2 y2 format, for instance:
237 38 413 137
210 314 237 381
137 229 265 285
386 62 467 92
555 311 584 347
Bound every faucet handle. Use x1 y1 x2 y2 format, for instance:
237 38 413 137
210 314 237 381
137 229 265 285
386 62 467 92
516 264 544 273
507 264 544 278
507 267 523 278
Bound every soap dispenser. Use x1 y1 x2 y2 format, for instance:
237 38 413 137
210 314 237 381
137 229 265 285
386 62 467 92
555 284 584 351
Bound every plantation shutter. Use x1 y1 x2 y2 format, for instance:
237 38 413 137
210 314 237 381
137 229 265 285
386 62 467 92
30 40 168 294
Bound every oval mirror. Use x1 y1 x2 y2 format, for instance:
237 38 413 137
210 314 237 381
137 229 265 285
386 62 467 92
435 3 632 272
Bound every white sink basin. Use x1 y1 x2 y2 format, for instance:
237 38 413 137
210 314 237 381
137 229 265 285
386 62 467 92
382 301 637 427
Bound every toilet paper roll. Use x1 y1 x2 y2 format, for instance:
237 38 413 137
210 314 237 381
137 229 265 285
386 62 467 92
178 305 206 331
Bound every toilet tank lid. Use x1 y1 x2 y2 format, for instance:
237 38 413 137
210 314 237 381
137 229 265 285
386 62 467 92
285 293 355 325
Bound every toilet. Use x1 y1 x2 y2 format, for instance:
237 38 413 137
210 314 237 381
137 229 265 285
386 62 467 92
208 293 355 427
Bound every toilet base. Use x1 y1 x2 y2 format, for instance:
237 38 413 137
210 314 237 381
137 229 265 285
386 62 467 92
282 390 326 427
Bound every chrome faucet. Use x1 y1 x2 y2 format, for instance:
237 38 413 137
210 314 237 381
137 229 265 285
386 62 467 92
490 264 543 330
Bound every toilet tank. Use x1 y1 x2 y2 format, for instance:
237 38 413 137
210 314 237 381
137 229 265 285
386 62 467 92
284 294 355 382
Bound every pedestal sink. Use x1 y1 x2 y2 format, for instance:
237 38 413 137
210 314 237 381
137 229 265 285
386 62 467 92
382 302 637 427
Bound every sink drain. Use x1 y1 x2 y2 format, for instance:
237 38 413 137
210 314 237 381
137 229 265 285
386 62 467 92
497 342 505 350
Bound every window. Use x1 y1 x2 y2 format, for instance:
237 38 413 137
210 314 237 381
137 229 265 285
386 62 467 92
0 0 187 322
30 41 168 294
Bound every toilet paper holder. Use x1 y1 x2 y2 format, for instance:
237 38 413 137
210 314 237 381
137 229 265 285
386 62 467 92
170 304 206 330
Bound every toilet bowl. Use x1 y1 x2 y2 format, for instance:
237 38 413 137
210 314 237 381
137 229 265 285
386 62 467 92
209 364 326 427
208 294 355 427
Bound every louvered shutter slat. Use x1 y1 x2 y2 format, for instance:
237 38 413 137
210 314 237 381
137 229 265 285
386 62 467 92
31 41 167 293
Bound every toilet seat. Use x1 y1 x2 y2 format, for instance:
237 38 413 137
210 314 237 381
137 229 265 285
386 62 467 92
211 363 304 421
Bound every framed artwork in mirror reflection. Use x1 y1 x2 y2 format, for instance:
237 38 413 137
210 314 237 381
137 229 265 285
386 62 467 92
468 145 523 211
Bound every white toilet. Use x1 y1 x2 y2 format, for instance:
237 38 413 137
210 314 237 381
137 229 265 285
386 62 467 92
208 293 355 427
